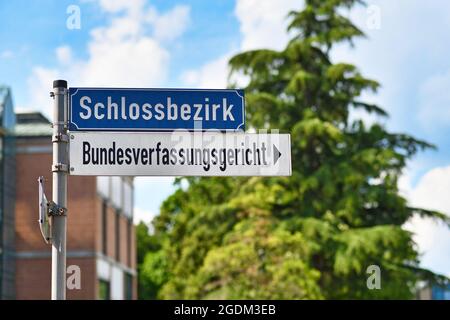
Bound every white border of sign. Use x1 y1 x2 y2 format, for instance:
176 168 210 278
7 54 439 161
69 131 292 177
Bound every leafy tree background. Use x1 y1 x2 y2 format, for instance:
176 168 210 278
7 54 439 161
138 0 448 299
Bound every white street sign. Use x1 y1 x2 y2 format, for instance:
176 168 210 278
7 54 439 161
69 132 291 176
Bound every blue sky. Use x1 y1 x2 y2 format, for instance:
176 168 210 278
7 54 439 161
0 0 448 276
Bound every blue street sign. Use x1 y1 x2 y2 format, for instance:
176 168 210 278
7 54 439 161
69 88 245 131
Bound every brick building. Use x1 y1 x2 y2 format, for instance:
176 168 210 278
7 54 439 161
14 112 137 299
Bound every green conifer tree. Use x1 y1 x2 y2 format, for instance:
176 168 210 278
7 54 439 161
147 0 448 299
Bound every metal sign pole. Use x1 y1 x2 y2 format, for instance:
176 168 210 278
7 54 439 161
51 80 69 300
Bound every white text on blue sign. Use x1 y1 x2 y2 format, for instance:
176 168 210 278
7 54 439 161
69 88 245 131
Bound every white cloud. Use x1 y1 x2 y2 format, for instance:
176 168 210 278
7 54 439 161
56 46 72 65
149 5 191 42
181 53 232 89
26 1 190 117
235 0 302 51
181 0 302 89
80 37 169 86
401 166 450 276
98 0 144 14
133 206 156 225
26 67 59 116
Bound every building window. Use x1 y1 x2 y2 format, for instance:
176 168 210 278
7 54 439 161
101 200 107 255
115 212 120 261
111 177 122 209
123 181 133 218
98 280 110 300
97 176 110 198
124 273 133 300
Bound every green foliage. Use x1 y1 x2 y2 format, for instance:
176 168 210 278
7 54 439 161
136 222 167 299
139 249 169 299
140 0 449 299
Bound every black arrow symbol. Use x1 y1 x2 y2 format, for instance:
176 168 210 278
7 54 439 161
273 145 281 164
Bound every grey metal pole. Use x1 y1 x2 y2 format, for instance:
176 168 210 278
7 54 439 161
51 80 68 300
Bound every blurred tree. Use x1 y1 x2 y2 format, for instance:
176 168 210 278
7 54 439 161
148 0 449 299
136 222 167 299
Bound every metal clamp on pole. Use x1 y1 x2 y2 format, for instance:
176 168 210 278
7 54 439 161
52 132 69 143
52 163 69 172
48 201 67 216
50 79 69 300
